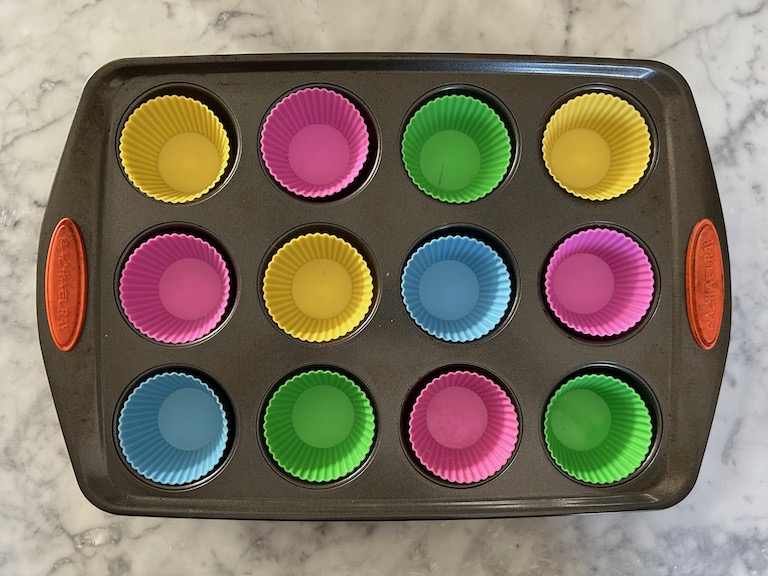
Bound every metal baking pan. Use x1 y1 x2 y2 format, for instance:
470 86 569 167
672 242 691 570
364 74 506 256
37 53 730 519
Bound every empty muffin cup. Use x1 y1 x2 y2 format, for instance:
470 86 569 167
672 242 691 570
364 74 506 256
542 92 651 201
260 87 370 198
544 373 653 484
263 233 374 342
263 370 375 483
408 370 519 484
119 233 231 344
402 94 512 203
544 228 654 337
118 371 229 485
402 235 512 342
119 95 230 203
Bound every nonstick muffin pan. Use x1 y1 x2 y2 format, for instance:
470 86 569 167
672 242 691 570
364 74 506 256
37 53 730 519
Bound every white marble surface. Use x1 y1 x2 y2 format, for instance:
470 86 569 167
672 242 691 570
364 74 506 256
1 0 766 574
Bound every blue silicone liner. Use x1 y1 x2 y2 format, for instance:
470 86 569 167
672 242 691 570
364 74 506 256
117 372 229 485
401 235 512 342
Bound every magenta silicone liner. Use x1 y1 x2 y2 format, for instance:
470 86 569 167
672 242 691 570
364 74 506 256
119 233 231 344
408 370 519 484
260 87 370 198
544 228 655 337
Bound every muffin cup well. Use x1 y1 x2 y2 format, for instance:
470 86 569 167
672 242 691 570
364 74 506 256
119 233 231 344
408 370 519 484
263 370 375 483
544 228 654 337
402 235 512 342
118 372 229 486
543 373 653 484
260 87 370 198
542 92 651 201
402 94 512 203
119 95 230 203
263 232 374 343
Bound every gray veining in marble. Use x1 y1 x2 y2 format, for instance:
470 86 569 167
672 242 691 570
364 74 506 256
1 0 767 574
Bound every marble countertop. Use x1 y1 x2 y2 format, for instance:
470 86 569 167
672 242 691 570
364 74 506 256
1 0 766 574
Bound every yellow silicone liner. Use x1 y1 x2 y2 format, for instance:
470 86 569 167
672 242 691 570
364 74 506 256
119 95 230 203
263 233 374 342
542 93 651 201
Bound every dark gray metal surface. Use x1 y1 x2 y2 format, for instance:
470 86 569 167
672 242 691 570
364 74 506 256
36 53 731 519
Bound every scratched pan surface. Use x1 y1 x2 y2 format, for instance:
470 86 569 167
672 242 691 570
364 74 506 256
36 54 730 519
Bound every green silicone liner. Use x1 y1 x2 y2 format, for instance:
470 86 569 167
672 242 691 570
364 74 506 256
543 373 653 485
263 370 375 483
401 94 512 203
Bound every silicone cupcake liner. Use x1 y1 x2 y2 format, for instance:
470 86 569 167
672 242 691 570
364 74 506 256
260 87 370 198
263 370 375 482
543 374 653 484
119 233 231 344
542 92 651 201
118 372 229 485
119 95 230 203
408 370 519 484
544 228 654 337
263 233 374 342
402 235 512 342
402 94 512 203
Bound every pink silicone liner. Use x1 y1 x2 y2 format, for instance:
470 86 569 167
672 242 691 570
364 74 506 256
544 228 655 337
408 370 519 484
260 87 370 198
119 233 231 344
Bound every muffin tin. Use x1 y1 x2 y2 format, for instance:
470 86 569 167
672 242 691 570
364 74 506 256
36 53 730 519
